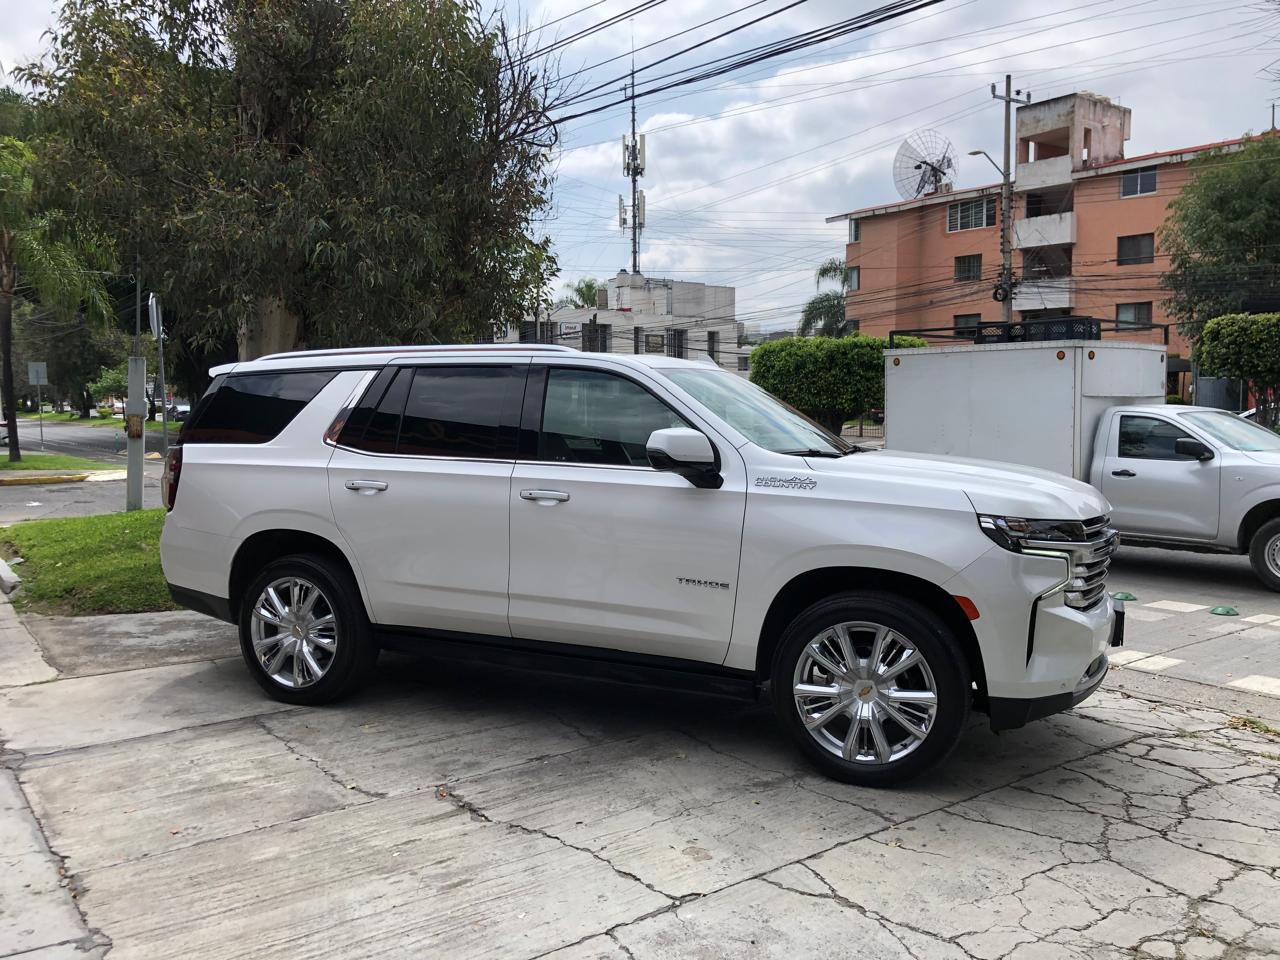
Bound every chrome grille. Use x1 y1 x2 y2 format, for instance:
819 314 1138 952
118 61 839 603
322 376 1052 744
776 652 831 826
1026 514 1118 611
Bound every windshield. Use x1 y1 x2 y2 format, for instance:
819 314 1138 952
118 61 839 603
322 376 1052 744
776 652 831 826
1182 411 1280 452
661 368 851 456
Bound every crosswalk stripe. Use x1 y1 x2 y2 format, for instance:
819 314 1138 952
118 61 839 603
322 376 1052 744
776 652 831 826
1144 600 1210 613
1126 655 1185 673
1227 675 1280 697
1109 649 1151 665
1243 614 1280 624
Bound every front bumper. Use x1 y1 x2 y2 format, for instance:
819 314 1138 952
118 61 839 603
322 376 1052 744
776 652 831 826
988 597 1123 730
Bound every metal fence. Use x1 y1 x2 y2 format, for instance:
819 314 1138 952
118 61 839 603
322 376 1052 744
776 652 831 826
889 316 1170 348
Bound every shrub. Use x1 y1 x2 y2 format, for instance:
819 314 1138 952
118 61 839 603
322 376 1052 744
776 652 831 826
1196 313 1280 428
748 335 926 432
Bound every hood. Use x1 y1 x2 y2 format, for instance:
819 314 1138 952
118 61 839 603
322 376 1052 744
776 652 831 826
1244 450 1280 468
808 449 1111 520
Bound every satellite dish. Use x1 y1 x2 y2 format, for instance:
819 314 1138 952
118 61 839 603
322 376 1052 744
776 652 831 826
893 129 958 201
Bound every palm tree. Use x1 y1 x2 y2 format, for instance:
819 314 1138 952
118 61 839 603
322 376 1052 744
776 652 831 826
558 277 605 309
798 257 857 337
1 135 113 461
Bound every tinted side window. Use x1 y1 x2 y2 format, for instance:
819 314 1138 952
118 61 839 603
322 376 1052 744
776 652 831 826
182 371 335 444
540 368 685 466
359 367 411 453
1117 415 1196 460
398 366 521 458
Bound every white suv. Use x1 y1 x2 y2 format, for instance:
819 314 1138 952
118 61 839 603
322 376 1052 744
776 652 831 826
161 344 1122 785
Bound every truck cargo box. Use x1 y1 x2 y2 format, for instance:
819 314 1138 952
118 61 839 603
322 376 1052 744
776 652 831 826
884 340 1166 480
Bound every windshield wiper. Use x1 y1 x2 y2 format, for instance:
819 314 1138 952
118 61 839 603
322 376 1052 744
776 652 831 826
781 448 843 458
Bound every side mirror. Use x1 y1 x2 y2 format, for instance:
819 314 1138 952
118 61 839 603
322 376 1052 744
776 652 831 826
647 428 723 489
1175 437 1214 461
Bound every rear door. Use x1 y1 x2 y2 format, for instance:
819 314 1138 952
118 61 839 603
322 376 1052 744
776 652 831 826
1100 412 1220 539
506 362 747 664
327 361 526 634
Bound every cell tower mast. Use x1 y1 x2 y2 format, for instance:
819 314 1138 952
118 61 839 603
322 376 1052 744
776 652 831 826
620 64 645 274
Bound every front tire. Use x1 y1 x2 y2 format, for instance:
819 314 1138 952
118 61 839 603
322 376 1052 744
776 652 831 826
238 553 377 705
771 591 970 786
1249 518 1280 593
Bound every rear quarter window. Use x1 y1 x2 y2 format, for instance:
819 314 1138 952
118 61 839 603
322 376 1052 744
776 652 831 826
182 371 337 444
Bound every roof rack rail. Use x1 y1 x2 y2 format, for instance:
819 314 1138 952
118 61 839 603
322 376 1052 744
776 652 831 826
256 343 578 362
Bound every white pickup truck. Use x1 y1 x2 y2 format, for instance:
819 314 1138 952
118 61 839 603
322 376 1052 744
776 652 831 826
885 341 1280 591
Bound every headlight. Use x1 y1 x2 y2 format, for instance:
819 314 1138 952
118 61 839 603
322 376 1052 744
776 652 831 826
977 514 1087 551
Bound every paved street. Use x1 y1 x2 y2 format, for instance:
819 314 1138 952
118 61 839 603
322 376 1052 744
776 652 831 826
3 561 1280 959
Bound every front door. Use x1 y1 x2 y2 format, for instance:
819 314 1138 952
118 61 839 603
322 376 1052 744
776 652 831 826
1100 412 1220 539
328 362 526 634
507 364 747 664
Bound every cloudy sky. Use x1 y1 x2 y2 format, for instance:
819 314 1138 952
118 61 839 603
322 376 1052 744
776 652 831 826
4 0 1278 329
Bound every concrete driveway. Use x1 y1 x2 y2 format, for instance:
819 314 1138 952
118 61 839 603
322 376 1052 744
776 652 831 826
3 599 1280 960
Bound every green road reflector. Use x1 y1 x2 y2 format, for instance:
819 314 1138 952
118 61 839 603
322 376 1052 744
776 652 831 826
1112 592 1137 602
1210 606 1238 616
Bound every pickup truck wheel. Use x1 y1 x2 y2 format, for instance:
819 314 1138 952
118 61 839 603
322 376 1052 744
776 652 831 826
771 592 970 786
238 554 378 705
1249 518 1280 592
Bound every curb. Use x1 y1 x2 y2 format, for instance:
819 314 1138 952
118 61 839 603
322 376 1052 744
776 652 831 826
0 556 21 595
0 473 90 487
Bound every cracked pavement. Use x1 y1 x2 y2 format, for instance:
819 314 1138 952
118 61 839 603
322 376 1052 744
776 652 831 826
3 601 1280 959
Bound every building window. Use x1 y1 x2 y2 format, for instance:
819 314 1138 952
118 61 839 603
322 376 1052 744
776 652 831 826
847 266 860 291
1116 302 1153 328
644 333 665 354
848 219 861 243
666 329 687 359
954 255 982 283
582 323 612 352
1121 166 1157 198
737 356 750 371
946 196 997 232
953 314 982 338
707 330 720 363
1117 233 1154 265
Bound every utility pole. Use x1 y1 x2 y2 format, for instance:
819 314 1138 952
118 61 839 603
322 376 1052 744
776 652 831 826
620 66 646 274
991 75 1031 324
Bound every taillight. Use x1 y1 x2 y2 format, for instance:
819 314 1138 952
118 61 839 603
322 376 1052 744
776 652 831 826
162 446 183 511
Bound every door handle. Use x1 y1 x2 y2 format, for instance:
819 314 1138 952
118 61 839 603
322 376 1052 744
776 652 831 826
520 489 570 503
1111 469 1136 478
345 479 389 493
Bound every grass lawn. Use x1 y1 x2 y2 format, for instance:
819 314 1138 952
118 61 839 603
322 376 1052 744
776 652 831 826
2 509 177 616
15 411 89 423
89 417 181 432
0 453 111 472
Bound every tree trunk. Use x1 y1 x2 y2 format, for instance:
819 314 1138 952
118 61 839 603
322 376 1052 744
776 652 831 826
238 295 301 360
79 389 92 419
0 290 19 463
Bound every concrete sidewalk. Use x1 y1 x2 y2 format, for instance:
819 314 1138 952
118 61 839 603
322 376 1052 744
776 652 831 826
3 593 1280 958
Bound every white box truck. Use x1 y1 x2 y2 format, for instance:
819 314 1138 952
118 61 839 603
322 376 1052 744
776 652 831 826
884 340 1280 591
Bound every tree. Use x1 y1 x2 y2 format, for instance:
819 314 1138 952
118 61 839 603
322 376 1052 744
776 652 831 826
15 307 126 416
1195 313 1280 428
558 277 606 309
798 257 857 337
21 0 562 361
1161 135 1280 344
748 335 925 432
0 135 113 461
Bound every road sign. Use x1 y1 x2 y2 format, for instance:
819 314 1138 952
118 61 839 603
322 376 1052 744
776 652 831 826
148 293 163 340
27 362 47 386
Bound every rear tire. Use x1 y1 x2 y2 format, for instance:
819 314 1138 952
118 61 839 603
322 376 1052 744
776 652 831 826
1249 518 1280 593
771 591 970 786
238 553 377 705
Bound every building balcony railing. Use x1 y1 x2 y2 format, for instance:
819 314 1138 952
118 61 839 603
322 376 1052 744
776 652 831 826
1014 155 1073 192
1013 212 1076 250
1013 276 1074 311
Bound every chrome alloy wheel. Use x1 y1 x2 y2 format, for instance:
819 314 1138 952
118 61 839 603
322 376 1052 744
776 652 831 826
792 621 938 765
249 577 338 689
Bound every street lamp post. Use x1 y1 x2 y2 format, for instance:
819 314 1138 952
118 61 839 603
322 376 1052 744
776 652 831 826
969 148 1013 324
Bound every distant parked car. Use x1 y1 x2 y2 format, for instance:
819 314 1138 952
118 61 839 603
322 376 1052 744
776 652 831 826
112 400 124 415
168 403 191 422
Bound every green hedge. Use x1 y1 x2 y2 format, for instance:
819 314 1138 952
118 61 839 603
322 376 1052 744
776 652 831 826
748 335 926 431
